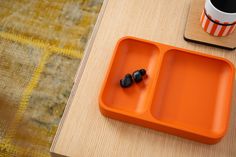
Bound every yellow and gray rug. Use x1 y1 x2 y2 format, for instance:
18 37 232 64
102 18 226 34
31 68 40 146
0 0 103 156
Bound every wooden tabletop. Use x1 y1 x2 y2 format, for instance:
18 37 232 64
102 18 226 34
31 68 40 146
50 0 236 156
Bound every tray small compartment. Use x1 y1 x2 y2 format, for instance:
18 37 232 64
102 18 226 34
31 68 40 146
100 38 160 114
150 49 234 140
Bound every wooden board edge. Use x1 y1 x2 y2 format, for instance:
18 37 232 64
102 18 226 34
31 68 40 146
50 0 109 156
184 35 236 50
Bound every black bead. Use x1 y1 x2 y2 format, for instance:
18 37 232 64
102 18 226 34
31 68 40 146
120 74 133 88
139 69 146 76
125 74 133 80
132 71 143 83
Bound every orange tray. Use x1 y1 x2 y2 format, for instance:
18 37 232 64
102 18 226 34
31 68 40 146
99 36 235 144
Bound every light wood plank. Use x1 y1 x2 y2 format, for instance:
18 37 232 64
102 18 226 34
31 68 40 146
51 0 236 156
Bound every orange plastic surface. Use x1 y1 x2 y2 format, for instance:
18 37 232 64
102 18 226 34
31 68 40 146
99 37 235 144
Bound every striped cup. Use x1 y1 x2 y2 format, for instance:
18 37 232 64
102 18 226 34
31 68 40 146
200 0 236 37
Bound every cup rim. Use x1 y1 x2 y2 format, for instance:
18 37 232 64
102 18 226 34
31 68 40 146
208 0 236 15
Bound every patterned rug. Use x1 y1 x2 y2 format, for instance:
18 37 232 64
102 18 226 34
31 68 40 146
0 0 103 156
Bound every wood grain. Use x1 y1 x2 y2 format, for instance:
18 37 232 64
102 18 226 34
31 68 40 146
51 0 236 156
184 0 236 50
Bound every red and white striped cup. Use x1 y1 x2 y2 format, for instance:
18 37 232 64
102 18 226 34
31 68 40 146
200 0 236 37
